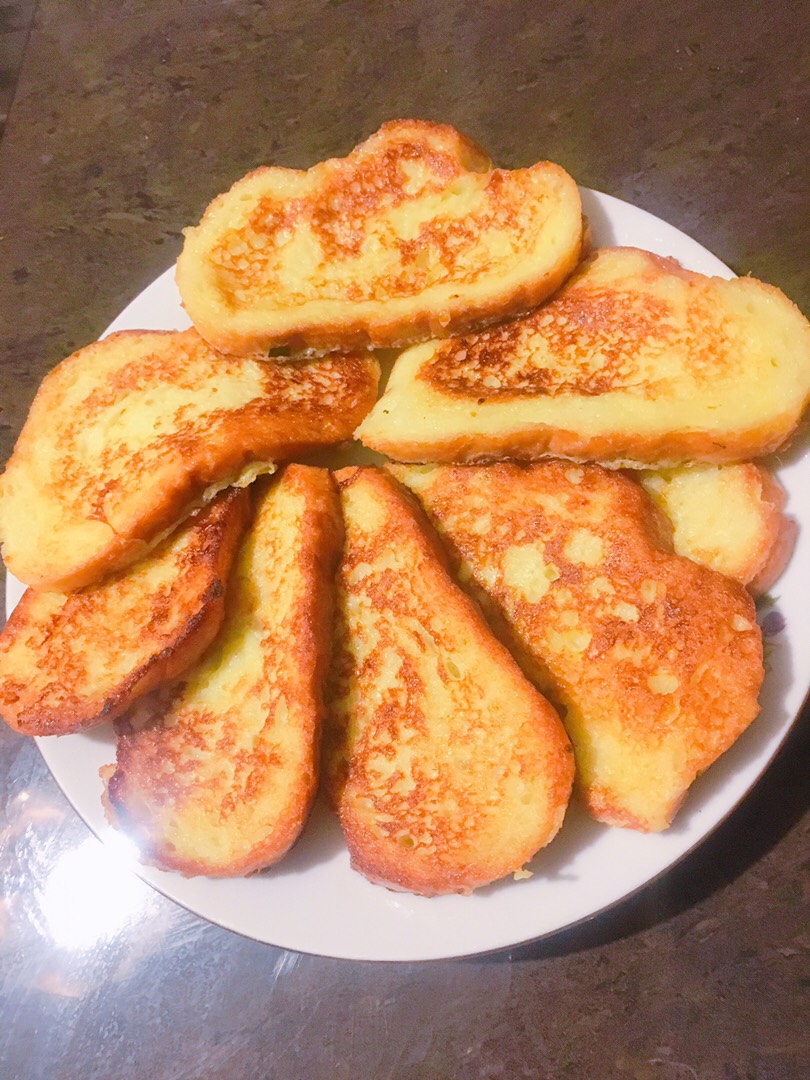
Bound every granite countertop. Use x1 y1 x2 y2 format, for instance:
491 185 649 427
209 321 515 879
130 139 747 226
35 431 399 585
0 2 807 1077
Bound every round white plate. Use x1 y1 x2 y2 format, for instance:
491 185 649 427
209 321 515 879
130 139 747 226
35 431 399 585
6 190 807 961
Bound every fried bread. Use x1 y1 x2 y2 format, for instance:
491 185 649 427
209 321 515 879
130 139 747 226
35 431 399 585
360 247 810 466
638 463 795 595
176 119 583 357
103 466 342 877
0 328 378 591
0 488 249 737
323 467 573 895
394 462 764 832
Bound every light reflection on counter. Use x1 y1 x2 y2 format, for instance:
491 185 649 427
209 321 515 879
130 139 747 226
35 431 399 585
38 829 160 951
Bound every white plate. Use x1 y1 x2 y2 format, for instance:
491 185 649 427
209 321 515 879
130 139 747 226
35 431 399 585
6 189 807 961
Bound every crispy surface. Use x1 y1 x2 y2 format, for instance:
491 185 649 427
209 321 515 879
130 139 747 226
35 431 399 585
395 462 764 832
177 119 583 356
104 466 342 877
638 463 796 595
0 489 249 737
0 328 378 590
360 247 810 466
324 467 573 896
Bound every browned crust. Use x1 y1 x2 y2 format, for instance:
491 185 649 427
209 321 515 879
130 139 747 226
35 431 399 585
369 119 494 172
364 413 802 468
0 328 379 591
103 466 343 877
326 467 574 896
0 488 251 736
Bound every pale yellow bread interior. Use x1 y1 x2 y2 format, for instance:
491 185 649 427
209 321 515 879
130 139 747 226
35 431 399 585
394 462 764 832
323 467 574 896
103 466 342 877
0 328 378 591
0 488 250 736
177 119 583 356
360 247 810 467
638 463 796 595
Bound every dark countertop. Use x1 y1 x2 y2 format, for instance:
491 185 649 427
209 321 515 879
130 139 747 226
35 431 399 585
0 2 807 1077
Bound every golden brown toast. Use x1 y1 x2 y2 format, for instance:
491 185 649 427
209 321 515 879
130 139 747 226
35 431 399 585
0 328 378 591
323 467 573 896
394 461 764 832
360 247 810 466
103 466 342 877
0 488 249 737
176 119 583 357
638 463 796 595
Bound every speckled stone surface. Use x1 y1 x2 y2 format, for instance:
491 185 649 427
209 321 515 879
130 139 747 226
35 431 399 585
0 2 808 1078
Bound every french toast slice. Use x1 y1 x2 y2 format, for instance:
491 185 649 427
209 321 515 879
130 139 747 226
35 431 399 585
0 488 249 737
638 463 796 595
176 119 583 357
103 466 342 877
360 247 810 466
324 467 574 896
394 462 764 832
0 328 378 591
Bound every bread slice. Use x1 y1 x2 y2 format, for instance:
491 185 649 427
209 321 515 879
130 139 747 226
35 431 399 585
0 488 250 737
0 328 378 591
394 461 764 832
359 247 810 466
638 463 796 595
103 466 342 877
323 467 573 896
176 119 583 357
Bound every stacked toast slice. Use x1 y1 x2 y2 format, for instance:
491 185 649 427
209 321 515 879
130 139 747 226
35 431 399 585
177 119 584 357
323 467 573 894
638 463 795 595
0 488 249 736
394 462 765 832
358 247 810 467
0 328 378 591
103 467 342 877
